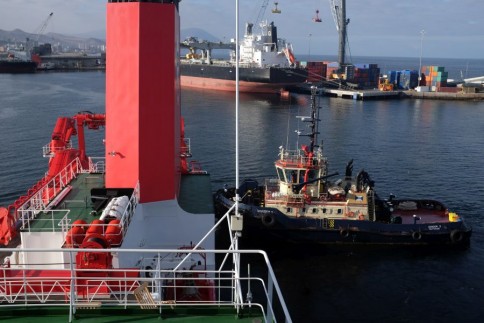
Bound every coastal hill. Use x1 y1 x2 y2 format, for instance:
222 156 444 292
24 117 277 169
0 29 105 53
0 28 220 54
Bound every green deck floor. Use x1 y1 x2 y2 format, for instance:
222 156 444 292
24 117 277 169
28 173 105 232
0 306 264 322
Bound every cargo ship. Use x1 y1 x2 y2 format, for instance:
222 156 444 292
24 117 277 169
215 86 472 246
0 1 290 322
180 21 307 93
0 57 37 73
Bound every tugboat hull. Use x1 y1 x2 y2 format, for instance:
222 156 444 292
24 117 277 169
215 189 472 247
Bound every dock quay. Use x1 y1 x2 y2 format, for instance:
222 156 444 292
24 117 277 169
304 88 484 101
322 88 402 100
402 90 484 101
296 87 484 101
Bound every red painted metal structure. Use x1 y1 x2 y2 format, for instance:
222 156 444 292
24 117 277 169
0 112 105 245
105 1 181 203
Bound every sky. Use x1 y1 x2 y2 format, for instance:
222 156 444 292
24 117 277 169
1 0 483 59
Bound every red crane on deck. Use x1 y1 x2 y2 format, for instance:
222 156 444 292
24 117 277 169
0 112 105 245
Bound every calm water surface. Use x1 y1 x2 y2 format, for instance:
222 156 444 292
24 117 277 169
1 69 483 322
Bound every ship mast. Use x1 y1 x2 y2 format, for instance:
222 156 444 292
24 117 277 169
299 86 321 154
309 87 320 153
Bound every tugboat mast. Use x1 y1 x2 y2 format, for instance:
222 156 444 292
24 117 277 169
308 86 320 153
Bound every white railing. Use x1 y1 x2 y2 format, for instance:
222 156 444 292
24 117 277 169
0 247 292 323
42 141 73 157
181 138 191 157
278 148 324 167
31 182 140 249
87 157 105 173
15 157 111 234
16 158 83 229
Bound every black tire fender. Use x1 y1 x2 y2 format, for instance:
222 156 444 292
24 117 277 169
450 230 463 243
339 228 350 238
412 231 422 241
261 214 275 227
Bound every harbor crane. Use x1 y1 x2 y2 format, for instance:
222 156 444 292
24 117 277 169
329 0 349 67
33 12 54 44
254 0 281 30
181 37 235 63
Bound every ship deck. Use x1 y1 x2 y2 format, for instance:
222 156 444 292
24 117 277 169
1 306 264 322
392 209 450 224
27 173 105 232
25 172 214 233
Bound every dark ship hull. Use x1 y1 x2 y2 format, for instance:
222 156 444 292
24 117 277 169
0 60 37 73
180 62 307 93
215 186 472 247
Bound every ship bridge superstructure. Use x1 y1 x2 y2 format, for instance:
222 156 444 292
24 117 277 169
238 21 296 68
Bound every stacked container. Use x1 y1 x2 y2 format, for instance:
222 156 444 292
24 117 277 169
400 70 419 89
353 63 380 88
387 70 418 89
302 61 327 82
421 66 448 91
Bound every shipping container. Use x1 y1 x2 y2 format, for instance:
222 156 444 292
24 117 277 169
438 86 460 93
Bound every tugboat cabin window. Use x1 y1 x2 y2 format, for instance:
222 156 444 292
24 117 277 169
285 169 298 183
304 169 318 182
276 167 286 182
322 208 327 213
337 209 342 214
298 170 305 183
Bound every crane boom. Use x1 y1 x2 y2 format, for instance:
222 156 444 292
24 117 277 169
328 0 349 66
34 12 54 42
255 0 269 28
329 0 340 31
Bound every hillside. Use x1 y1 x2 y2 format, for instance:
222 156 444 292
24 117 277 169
0 28 222 54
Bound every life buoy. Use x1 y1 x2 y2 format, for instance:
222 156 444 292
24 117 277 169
304 194 311 205
450 230 463 243
346 211 355 218
339 228 349 238
412 231 422 241
261 214 275 227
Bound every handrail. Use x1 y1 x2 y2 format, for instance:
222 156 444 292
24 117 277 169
16 158 83 230
0 247 292 323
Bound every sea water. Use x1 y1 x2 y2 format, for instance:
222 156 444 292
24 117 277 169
0 57 483 321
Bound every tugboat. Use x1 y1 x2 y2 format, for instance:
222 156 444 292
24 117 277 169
0 1 290 321
215 87 472 246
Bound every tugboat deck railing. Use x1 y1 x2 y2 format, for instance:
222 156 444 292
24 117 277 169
277 149 325 168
